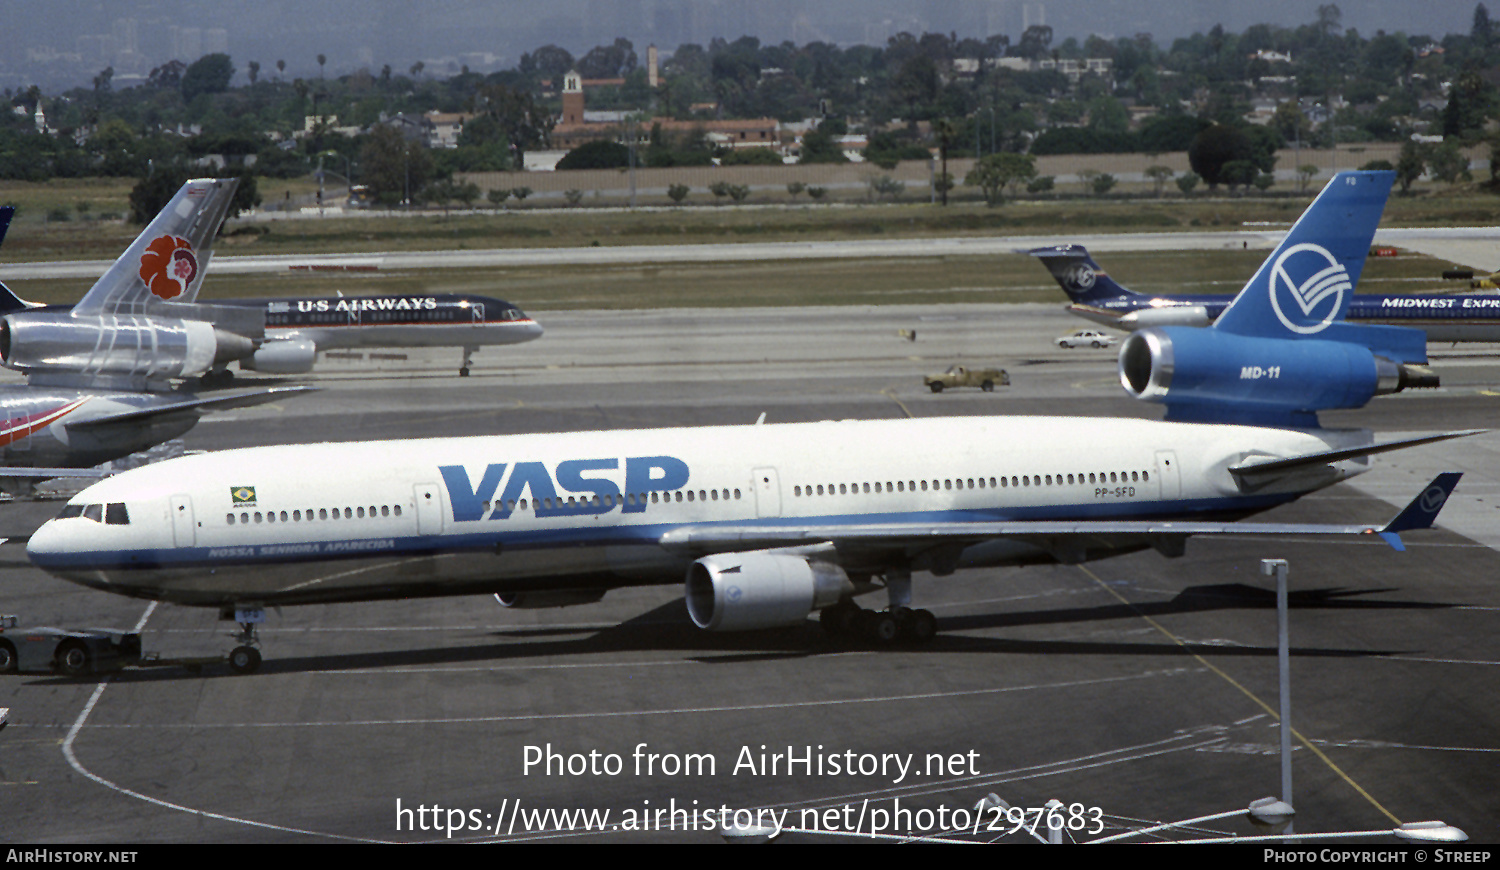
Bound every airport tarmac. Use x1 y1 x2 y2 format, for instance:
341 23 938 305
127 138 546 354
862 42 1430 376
1 304 1498 844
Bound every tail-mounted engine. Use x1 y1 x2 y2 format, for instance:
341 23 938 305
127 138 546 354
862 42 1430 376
1119 327 1438 425
0 312 254 382
686 552 854 631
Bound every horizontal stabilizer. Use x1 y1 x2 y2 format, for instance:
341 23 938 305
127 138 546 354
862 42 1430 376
64 386 318 430
1229 430 1483 488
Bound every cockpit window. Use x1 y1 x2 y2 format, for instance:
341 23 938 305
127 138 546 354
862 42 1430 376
82 504 104 523
59 504 84 519
105 503 129 525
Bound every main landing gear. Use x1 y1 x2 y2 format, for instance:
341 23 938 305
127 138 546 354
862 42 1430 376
819 602 937 644
224 607 265 675
818 567 937 645
459 346 476 377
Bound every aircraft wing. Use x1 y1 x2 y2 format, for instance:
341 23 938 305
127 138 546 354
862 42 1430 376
62 386 318 430
660 473 1463 560
0 467 107 479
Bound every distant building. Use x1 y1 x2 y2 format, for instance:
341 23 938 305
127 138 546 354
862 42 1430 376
550 68 780 154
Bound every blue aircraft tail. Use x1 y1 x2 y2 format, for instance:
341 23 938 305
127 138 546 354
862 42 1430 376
0 206 25 314
1212 170 1423 363
1025 244 1140 306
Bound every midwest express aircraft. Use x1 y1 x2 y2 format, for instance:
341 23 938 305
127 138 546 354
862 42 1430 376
27 172 1467 675
1034 243 1500 340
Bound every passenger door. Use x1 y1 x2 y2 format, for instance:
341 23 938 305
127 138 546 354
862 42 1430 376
170 494 195 547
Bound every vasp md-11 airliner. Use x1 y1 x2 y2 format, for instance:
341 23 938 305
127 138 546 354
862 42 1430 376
1033 243 1500 341
26 171 1467 674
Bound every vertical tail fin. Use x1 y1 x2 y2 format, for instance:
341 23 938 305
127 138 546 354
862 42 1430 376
1025 244 1140 306
70 178 239 317
0 205 13 249
1214 171 1393 339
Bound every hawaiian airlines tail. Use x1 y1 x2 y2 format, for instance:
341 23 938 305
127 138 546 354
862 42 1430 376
70 178 238 317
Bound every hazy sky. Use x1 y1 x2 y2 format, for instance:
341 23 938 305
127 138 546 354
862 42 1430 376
1 0 1485 91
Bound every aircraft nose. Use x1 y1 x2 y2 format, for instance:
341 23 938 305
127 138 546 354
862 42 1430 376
26 519 68 567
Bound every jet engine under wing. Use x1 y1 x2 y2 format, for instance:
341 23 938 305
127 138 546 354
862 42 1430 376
61 385 318 430
659 473 1463 561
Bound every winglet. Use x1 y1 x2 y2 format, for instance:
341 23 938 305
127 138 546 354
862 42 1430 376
1377 472 1462 550
0 205 13 248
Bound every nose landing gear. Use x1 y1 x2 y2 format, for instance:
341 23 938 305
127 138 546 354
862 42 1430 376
224 607 265 675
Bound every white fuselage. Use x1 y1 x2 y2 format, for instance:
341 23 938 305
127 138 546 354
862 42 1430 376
26 416 1373 608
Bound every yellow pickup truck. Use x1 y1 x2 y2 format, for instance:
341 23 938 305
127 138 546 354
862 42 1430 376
923 365 1010 393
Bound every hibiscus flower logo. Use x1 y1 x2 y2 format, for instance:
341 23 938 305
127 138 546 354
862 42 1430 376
138 235 199 300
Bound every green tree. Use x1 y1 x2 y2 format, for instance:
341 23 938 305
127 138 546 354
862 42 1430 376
667 183 690 203
1395 142 1426 194
965 152 1037 205
556 139 630 170
1144 165 1175 198
359 125 431 205
798 123 847 164
1428 141 1471 184
180 53 235 102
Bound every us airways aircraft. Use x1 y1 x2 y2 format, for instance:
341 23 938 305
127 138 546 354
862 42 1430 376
26 171 1468 674
0 181 312 492
208 292 542 381
0 203 542 383
1034 244 1500 341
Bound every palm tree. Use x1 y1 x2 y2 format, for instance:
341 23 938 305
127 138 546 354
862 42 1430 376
276 59 285 81
317 53 326 79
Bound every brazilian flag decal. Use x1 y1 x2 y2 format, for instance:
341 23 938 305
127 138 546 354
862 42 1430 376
231 486 257 506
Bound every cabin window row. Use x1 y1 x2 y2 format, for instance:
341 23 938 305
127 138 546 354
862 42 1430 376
476 487 744 513
792 470 1150 498
226 504 403 525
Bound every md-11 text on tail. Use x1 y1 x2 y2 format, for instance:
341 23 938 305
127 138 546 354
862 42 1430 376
26 172 1469 674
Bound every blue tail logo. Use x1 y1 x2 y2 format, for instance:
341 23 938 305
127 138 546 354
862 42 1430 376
1269 242 1354 334
1063 261 1097 293
1216 171 1393 339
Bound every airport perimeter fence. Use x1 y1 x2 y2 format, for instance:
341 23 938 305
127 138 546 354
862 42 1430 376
459 144 1409 208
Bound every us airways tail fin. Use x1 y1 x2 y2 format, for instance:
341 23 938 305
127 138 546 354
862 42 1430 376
71 178 239 318
1025 245 1139 306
